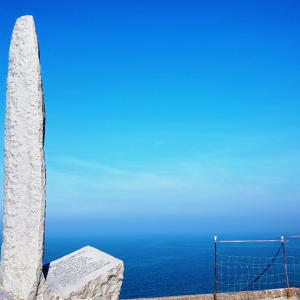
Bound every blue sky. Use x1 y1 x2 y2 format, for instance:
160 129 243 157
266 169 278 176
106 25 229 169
0 0 299 236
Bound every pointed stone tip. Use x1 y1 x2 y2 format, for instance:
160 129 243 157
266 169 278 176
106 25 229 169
17 15 34 21
11 15 37 39
14 15 35 28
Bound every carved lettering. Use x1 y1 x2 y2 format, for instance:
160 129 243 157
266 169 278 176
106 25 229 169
48 249 111 288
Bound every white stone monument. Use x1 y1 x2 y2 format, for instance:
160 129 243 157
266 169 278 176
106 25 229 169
0 15 46 300
0 15 124 300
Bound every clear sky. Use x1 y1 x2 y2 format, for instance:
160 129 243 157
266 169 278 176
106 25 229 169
0 0 299 237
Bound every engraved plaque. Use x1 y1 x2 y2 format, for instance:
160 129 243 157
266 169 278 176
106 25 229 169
44 246 123 296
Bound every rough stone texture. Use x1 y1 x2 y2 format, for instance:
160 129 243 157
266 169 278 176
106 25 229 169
0 15 46 300
36 246 124 300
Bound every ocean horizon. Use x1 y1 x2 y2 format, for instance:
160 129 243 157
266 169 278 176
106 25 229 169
40 232 300 299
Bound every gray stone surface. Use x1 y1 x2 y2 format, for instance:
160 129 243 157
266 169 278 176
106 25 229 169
36 246 124 300
0 15 46 300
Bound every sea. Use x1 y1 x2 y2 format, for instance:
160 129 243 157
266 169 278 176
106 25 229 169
41 233 300 299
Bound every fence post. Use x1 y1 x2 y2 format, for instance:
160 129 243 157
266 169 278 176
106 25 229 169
281 236 290 299
214 236 217 300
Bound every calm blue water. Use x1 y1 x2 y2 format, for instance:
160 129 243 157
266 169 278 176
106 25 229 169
43 234 300 299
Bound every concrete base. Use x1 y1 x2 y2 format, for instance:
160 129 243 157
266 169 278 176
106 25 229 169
125 288 300 300
0 287 299 300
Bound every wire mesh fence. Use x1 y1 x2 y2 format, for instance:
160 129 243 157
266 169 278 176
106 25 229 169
214 236 300 299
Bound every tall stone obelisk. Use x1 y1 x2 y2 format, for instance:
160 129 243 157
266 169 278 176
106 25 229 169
0 16 46 300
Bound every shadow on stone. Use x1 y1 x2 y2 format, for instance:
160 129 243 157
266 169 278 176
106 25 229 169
42 263 50 279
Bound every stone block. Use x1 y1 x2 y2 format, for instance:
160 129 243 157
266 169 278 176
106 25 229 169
36 246 124 300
